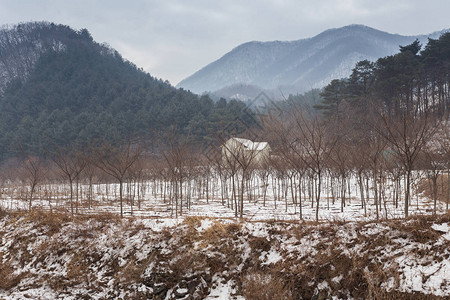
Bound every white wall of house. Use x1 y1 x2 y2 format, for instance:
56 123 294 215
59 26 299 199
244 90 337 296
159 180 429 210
222 137 271 168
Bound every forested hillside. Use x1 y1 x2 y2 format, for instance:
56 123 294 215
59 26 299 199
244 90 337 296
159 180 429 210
317 33 450 117
0 22 254 160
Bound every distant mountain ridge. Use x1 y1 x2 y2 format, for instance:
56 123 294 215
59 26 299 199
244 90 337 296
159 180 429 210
177 25 448 99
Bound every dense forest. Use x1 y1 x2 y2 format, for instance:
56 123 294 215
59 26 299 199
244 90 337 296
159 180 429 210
0 22 255 160
316 32 450 117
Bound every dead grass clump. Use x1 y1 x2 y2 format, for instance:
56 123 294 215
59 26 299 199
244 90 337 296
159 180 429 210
78 212 122 224
249 236 271 252
0 206 7 219
25 210 70 235
66 252 90 285
118 260 147 286
241 271 294 300
183 216 204 230
0 261 24 289
201 222 230 243
389 216 440 243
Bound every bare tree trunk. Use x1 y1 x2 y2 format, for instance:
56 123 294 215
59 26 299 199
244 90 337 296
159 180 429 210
373 173 379 221
298 181 303 219
69 179 74 216
405 169 411 218
447 170 449 210
315 172 321 223
240 174 245 218
119 179 123 217
358 172 365 212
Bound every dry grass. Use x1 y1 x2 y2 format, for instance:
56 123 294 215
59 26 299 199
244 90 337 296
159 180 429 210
0 260 24 289
0 206 7 219
241 271 294 300
75 211 122 225
388 214 446 243
66 252 90 284
183 215 204 229
27 210 71 235
1 209 449 299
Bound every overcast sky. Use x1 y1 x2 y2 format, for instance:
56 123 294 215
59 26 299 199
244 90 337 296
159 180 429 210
0 0 449 85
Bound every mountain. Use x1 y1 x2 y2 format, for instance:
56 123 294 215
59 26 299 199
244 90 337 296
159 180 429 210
177 25 448 99
0 22 254 160
208 83 268 102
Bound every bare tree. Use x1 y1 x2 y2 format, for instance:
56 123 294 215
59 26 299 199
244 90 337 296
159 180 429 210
439 118 450 210
19 155 45 211
221 137 262 218
50 146 87 216
375 111 436 217
420 138 445 214
82 157 98 210
157 129 192 218
14 144 46 211
92 140 143 218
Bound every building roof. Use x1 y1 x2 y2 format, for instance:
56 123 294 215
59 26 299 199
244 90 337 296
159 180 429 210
232 137 269 151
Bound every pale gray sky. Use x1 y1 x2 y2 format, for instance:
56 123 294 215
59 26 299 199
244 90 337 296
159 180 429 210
0 0 448 85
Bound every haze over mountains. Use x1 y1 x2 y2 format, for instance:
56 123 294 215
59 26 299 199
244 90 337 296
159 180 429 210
177 25 448 100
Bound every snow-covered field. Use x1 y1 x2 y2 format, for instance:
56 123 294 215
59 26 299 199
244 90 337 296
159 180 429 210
0 173 447 222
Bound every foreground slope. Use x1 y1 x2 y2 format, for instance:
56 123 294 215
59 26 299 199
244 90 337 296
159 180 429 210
0 211 449 299
178 25 447 97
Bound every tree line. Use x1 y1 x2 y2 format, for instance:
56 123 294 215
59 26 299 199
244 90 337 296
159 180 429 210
1 106 448 221
317 32 450 118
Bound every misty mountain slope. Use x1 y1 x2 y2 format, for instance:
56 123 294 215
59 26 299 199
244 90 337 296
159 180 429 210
177 24 447 97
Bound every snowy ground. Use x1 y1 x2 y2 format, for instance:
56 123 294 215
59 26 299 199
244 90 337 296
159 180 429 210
0 211 449 299
0 173 447 222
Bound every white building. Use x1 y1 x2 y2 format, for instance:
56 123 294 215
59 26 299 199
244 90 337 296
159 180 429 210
221 137 271 168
